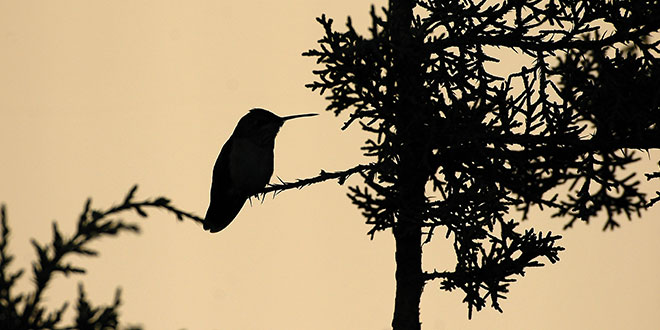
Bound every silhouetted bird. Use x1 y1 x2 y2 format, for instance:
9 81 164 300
204 108 318 233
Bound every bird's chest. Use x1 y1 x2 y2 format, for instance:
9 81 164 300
229 137 274 194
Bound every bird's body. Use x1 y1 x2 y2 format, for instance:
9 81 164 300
203 108 317 233
229 137 275 194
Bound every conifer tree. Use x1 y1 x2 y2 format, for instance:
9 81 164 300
302 1 660 328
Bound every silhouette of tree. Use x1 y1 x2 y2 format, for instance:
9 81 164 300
288 0 660 328
0 186 202 330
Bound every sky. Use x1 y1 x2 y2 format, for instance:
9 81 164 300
1 1 659 329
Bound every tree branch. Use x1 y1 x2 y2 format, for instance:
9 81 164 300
102 185 204 225
252 163 375 199
422 270 452 281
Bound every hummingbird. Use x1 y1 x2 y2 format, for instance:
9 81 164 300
203 108 318 233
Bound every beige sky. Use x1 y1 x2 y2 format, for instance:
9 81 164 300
1 1 659 329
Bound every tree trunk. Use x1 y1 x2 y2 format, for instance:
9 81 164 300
392 223 424 329
389 0 428 329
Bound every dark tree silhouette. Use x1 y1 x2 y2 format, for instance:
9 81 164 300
295 0 660 328
0 186 202 330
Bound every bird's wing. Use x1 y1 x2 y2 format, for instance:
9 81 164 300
212 136 234 190
204 137 247 233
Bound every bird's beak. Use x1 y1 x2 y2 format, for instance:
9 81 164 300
281 113 318 122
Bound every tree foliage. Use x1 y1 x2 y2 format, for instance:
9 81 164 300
301 0 660 325
0 186 202 330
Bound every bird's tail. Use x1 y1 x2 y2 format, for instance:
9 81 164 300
203 194 247 233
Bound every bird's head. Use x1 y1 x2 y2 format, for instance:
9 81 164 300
232 108 317 146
